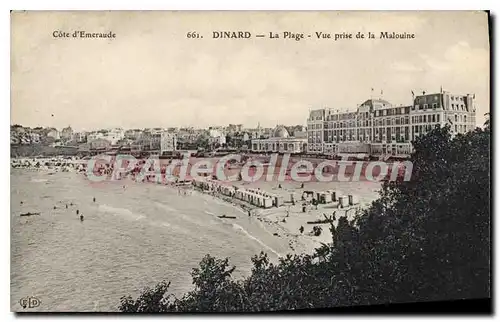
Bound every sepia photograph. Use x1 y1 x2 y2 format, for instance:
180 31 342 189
10 10 491 313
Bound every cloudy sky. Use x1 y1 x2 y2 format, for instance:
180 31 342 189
11 11 489 131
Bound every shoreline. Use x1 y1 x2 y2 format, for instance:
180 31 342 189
12 163 381 258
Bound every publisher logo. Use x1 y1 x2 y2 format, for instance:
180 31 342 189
19 296 41 309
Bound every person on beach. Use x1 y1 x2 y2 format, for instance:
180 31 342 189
80 215 84 222
93 197 96 203
76 209 80 215
20 201 23 205
66 204 68 209
299 226 304 234
53 206 57 210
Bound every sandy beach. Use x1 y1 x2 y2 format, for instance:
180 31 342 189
189 175 382 255
12 156 384 256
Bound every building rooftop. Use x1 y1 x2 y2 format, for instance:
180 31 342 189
272 125 290 138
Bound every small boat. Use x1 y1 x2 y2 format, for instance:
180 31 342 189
306 219 333 224
218 215 237 219
20 212 40 217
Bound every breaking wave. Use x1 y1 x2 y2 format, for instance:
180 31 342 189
98 204 146 221
232 223 281 257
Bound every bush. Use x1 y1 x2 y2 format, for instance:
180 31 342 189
120 125 490 312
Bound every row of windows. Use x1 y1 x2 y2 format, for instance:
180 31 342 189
412 114 441 124
415 103 440 110
413 124 436 133
374 107 408 117
454 114 467 123
311 123 471 144
325 112 363 121
451 103 467 111
310 113 472 132
374 117 410 126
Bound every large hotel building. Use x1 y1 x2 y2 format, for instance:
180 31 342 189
306 91 477 157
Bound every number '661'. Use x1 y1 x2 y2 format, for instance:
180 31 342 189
186 32 201 39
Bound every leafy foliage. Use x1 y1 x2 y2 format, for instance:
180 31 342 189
120 126 490 312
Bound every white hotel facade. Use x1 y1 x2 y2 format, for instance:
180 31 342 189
307 91 477 157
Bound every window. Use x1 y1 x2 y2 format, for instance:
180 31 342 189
424 104 428 109
415 104 420 110
419 115 423 123
452 104 455 109
432 103 437 109
437 114 440 123
464 115 467 123
455 125 458 132
424 115 427 122
455 115 458 122
432 114 436 122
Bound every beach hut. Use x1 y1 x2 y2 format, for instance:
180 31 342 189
339 195 349 208
263 198 273 208
257 195 265 207
320 191 332 204
348 194 359 205
274 195 284 207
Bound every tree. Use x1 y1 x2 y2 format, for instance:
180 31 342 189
484 113 490 131
120 125 490 312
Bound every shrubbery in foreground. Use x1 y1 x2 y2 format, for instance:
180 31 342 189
119 125 490 312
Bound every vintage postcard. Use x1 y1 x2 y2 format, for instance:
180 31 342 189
10 11 491 313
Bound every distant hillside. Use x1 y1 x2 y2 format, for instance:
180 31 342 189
10 144 79 158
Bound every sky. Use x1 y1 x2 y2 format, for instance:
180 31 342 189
11 11 490 131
